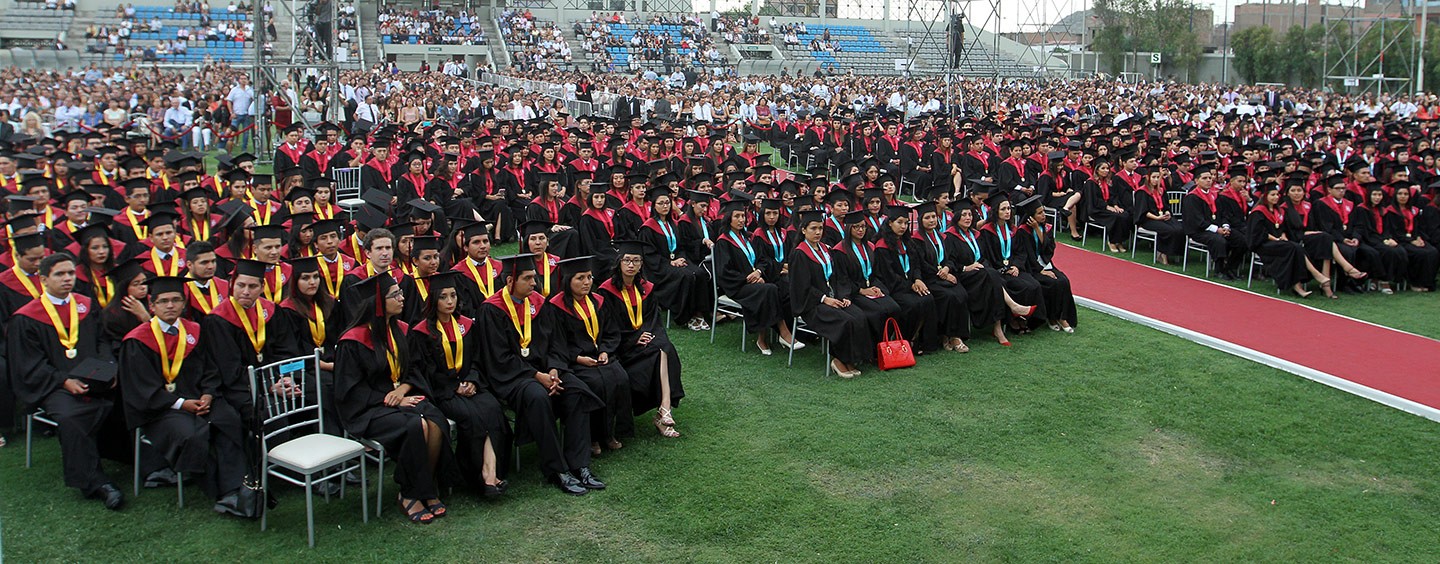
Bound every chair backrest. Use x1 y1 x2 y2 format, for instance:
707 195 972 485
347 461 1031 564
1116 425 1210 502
1166 190 1186 218
332 166 362 201
248 349 324 445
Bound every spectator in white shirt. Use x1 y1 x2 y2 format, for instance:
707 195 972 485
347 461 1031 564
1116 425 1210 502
162 97 194 146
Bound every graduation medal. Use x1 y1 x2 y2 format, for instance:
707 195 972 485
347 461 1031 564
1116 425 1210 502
151 319 187 392
501 288 533 358
231 297 268 361
40 297 80 358
386 330 401 387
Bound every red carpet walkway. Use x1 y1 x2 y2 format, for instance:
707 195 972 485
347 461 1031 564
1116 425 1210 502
1055 244 1440 421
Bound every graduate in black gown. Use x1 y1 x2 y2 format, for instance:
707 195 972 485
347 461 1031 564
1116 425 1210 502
637 189 712 331
449 219 502 320
840 210 928 353
276 256 345 434
544 257 633 454
1015 195 1078 332
8 253 123 508
398 235 444 324
978 196 1045 339
1247 183 1327 297
119 276 248 514
198 259 301 418
0 230 48 443
1384 187 1438 291
912 201 975 351
577 190 619 282
596 241 686 438
407 271 512 496
1349 185 1408 293
100 258 152 359
943 200 1028 346
1130 167 1185 264
526 173 582 258
477 254 606 496
1181 166 1248 280
335 273 457 523
713 199 799 355
787 210 875 378
1082 159 1136 252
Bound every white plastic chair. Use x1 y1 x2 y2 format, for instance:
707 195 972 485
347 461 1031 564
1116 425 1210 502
250 350 368 548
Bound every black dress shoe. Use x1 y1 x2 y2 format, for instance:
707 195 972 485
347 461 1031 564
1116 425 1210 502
549 473 588 496
94 483 124 510
144 468 178 488
213 490 245 516
574 467 606 490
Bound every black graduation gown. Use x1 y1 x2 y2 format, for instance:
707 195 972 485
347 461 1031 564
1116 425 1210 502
1283 203 1336 267
1181 192 1248 272
8 295 119 493
451 257 502 321
1309 198 1376 287
1384 208 1439 289
595 280 684 423
787 241 874 366
408 317 512 486
277 300 343 433
1017 225 1078 327
198 300 300 417
577 211 618 282
912 229 973 340
613 202 649 241
476 292 601 478
1131 189 1185 257
1083 178 1135 246
859 237 936 352
942 229 1009 328
1246 208 1310 289
526 200 582 259
543 295 632 443
119 320 245 499
713 233 785 334
638 217 712 323
1349 206 1407 284
334 324 455 500
978 224 1046 323
100 300 144 359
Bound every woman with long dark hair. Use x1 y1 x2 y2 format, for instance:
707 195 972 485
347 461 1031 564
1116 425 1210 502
577 188 618 281
636 189 712 331
713 199 798 355
1130 166 1184 264
1248 183 1330 297
853 210 936 354
70 223 120 307
335 273 456 523
978 195 1044 342
1349 184 1407 294
1385 186 1438 291
1081 159 1135 253
544 257 633 454
595 241 685 438
788 210 874 377
1015 196 1078 332
408 271 512 495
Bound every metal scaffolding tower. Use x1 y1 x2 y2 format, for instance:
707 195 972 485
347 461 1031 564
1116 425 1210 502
1321 0 1414 96
251 0 343 164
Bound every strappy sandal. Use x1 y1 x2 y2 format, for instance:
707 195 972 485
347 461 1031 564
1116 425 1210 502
424 499 447 518
657 406 676 427
1345 267 1368 280
953 340 970 354
653 415 681 438
400 497 434 524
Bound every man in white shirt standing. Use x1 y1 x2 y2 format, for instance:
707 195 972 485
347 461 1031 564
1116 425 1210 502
225 75 255 152
52 95 85 133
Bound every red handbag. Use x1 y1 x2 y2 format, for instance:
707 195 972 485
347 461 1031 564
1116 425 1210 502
876 318 916 371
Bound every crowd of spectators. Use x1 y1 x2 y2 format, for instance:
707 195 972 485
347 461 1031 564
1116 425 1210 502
90 2 255 60
499 10 571 71
777 21 808 46
377 7 486 45
573 11 725 73
714 15 767 45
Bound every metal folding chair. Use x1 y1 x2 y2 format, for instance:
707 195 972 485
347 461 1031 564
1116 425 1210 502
24 408 58 468
133 430 184 507
251 350 368 548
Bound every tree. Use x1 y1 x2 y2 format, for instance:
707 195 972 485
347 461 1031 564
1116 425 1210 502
1230 26 1276 84
1090 0 1205 77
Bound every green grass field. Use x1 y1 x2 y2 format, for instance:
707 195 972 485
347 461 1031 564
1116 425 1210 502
4 311 1439 562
